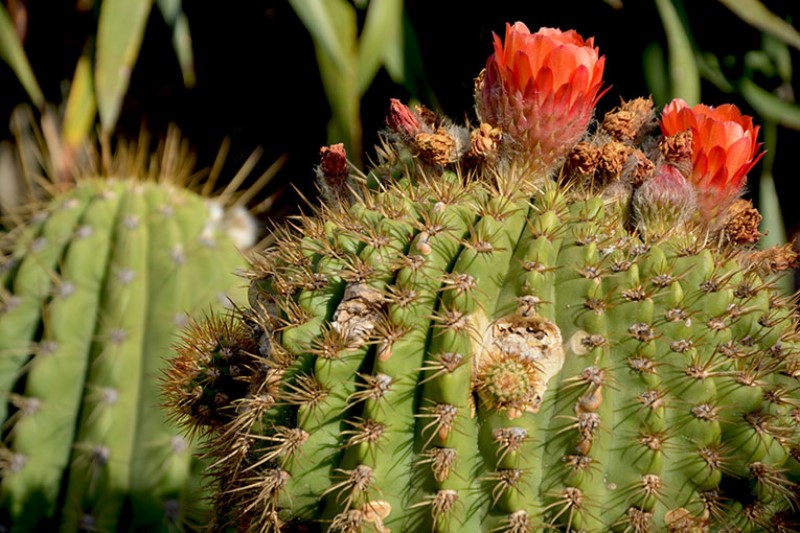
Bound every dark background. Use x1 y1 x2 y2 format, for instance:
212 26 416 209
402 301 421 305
2 1 799 233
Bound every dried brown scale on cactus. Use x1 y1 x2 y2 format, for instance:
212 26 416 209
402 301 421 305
161 22 800 533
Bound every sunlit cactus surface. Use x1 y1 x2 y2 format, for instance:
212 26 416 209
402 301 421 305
163 23 800 532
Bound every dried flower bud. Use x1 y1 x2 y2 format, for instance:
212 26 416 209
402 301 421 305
659 130 693 164
721 199 762 245
603 97 655 142
318 144 349 188
596 141 632 182
628 150 655 187
416 130 458 166
470 123 503 161
564 142 599 177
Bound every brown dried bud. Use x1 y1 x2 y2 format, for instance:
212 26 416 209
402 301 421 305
318 143 349 188
603 97 654 142
659 130 694 164
742 245 799 279
565 142 599 177
722 199 762 245
597 141 632 182
415 130 457 165
387 99 421 139
470 123 503 161
415 104 441 130
629 149 655 187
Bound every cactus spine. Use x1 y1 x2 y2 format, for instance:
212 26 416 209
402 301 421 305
163 24 800 532
0 147 252 530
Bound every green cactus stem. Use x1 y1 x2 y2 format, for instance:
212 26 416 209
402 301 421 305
0 139 257 531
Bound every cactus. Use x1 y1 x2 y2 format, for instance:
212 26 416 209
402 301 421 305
162 23 800 532
0 140 254 530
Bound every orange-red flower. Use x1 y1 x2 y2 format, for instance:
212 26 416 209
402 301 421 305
660 98 763 213
478 23 605 171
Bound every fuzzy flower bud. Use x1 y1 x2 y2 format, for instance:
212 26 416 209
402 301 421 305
478 23 606 172
633 164 695 239
659 99 764 215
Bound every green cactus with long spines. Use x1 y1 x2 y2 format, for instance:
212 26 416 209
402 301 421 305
0 175 250 531
162 24 800 533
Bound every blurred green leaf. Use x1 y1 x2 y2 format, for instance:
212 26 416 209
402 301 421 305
643 42 669 105
697 52 735 93
63 51 97 150
762 33 792 83
310 0 361 164
740 78 800 129
720 0 800 51
356 0 402 94
0 3 43 107
156 0 195 87
743 50 775 78
95 0 154 133
654 0 700 104
288 0 351 73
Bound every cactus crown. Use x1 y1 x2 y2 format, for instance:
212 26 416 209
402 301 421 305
163 24 800 533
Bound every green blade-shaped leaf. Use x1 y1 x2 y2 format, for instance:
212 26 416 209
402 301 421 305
0 4 43 107
94 0 154 133
720 0 800 51
643 42 669 105
288 0 350 73
156 0 195 87
356 0 402 95
383 9 431 103
741 78 800 130
63 51 97 150
654 0 700 104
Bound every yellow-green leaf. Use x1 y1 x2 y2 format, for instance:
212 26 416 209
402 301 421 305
156 0 195 87
288 0 351 73
741 78 800 130
356 0 402 95
654 0 700 104
63 51 97 150
720 0 800 51
0 4 43 107
95 0 154 133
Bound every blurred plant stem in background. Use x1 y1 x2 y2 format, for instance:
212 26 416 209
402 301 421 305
289 0 427 168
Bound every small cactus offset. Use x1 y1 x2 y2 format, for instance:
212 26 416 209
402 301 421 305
163 23 800 532
0 138 254 531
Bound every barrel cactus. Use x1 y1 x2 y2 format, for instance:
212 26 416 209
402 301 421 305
0 139 255 531
163 23 800 532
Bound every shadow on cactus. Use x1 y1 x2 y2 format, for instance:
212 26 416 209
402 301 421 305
162 22 800 532
0 122 279 531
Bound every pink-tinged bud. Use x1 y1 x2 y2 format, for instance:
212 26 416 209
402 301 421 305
387 99 422 139
633 163 696 238
478 23 606 171
660 98 764 215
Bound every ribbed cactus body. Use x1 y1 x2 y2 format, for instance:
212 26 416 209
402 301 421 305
170 168 800 532
0 178 248 531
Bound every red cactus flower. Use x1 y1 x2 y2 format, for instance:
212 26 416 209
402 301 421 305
660 98 763 214
478 22 606 171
